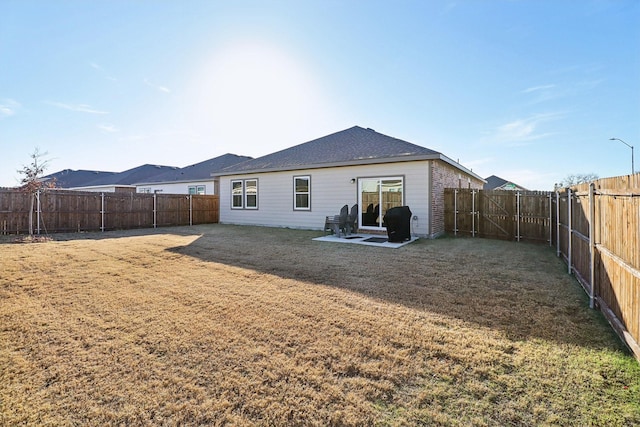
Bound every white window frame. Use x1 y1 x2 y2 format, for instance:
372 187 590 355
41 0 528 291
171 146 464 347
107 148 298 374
188 185 205 195
245 179 258 210
231 180 244 209
358 176 404 230
231 179 258 210
293 175 311 211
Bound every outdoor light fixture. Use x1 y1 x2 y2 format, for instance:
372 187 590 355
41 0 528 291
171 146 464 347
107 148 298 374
609 137 634 176
350 178 356 184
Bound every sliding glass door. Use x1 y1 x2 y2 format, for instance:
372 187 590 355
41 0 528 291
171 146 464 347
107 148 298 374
358 177 404 230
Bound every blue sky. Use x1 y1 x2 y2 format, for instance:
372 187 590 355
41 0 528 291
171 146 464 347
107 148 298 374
1 0 639 190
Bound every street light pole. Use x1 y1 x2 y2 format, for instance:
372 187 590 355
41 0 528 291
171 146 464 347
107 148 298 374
609 137 634 175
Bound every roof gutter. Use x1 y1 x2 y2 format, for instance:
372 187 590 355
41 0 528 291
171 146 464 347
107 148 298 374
438 154 486 183
215 153 486 183
215 154 444 177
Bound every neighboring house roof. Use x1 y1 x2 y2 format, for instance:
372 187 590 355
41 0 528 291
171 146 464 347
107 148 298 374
41 169 118 188
484 175 528 191
135 154 253 185
218 126 484 181
80 164 178 187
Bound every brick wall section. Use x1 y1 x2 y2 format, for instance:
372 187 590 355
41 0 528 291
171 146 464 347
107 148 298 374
430 160 483 237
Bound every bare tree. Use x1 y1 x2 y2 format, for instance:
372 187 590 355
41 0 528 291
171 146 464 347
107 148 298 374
557 173 599 188
17 148 55 236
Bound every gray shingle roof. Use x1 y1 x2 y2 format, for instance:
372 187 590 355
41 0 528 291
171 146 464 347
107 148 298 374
42 169 118 188
483 175 527 190
136 154 252 184
219 126 442 174
79 164 178 186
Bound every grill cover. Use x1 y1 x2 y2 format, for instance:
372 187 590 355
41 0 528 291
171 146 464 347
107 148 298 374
383 206 412 242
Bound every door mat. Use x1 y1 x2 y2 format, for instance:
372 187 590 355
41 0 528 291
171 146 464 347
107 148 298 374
363 237 388 243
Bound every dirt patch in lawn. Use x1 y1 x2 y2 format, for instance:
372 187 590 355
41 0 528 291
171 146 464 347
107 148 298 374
1 224 638 426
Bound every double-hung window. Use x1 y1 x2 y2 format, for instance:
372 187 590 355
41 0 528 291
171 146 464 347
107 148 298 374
188 185 205 195
244 179 258 209
293 176 311 210
231 179 258 209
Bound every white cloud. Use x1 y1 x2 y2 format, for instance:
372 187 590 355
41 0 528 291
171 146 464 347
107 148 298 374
0 98 20 118
98 124 118 133
45 101 109 114
144 78 171 93
482 112 565 146
90 61 118 82
522 84 556 94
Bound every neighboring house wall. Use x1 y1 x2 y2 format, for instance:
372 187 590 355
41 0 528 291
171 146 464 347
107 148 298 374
136 181 215 195
429 160 484 237
69 185 135 193
220 160 433 236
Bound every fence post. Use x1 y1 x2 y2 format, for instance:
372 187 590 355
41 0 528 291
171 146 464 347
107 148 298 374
548 192 552 247
189 194 193 226
567 188 572 275
454 189 458 236
36 189 41 235
589 183 595 309
471 189 476 237
153 193 157 229
100 192 105 232
477 190 480 237
556 191 560 257
516 191 521 242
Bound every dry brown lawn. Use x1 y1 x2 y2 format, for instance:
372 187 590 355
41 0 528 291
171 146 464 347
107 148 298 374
1 224 638 426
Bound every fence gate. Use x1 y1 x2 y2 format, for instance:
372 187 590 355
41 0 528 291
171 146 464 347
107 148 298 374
445 189 554 243
478 190 514 240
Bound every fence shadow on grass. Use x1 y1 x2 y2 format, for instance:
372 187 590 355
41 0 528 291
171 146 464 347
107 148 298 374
0 225 207 245
166 224 625 353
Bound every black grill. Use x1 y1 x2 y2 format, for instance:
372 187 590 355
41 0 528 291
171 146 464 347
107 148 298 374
383 206 412 242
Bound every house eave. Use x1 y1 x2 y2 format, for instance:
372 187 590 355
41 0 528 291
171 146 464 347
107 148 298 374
214 154 441 177
215 153 486 183
133 178 216 186
438 154 486 183
69 184 136 191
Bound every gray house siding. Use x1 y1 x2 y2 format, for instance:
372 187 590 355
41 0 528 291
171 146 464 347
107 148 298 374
220 160 433 236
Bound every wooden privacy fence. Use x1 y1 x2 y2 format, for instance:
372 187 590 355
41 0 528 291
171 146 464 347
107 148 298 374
556 174 640 361
444 189 554 243
445 175 640 361
0 189 219 235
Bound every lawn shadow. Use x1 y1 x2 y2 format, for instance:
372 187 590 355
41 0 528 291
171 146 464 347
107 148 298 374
166 224 628 353
6 225 207 243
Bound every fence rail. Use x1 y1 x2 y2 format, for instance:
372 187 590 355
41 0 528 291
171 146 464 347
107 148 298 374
444 176 640 362
0 189 219 235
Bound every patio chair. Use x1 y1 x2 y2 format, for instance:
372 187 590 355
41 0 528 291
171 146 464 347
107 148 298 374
363 203 375 226
345 204 358 234
324 204 349 237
